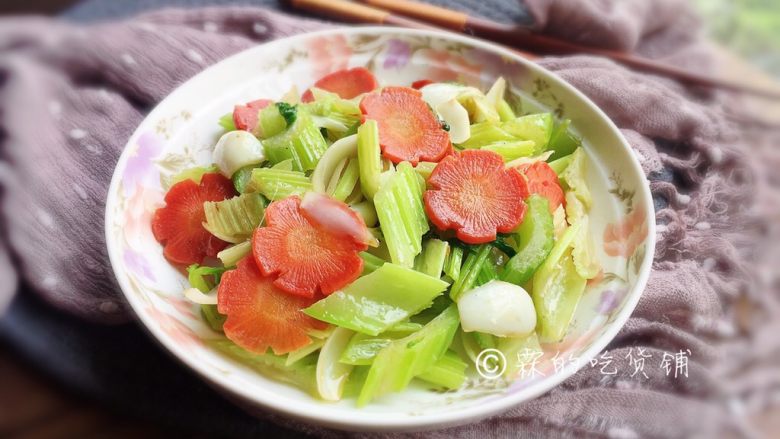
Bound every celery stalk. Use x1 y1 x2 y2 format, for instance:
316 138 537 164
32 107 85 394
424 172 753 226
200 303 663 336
217 241 251 268
340 333 392 366
350 200 378 227
532 223 587 343
481 140 536 161
218 112 235 132
443 246 464 282
548 154 573 175
459 122 515 149
262 109 328 172
417 350 467 389
201 305 226 332
501 195 554 286
203 193 265 242
171 165 218 186
331 158 360 202
303 263 449 336
250 168 312 201
496 99 516 121
414 238 449 278
357 305 460 406
547 119 581 161
450 244 491 301
359 251 386 275
357 120 382 199
374 162 429 268
414 161 437 181
502 113 553 153
497 333 543 379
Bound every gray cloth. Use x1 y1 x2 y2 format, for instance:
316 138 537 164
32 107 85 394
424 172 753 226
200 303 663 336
0 1 776 437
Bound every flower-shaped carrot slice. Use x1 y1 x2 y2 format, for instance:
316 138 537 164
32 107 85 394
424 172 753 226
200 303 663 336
218 256 328 355
232 98 272 133
424 150 528 244
252 196 367 298
516 161 564 212
301 67 379 102
152 173 236 265
360 86 451 165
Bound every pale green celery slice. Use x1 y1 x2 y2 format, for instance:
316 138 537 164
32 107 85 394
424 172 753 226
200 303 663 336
271 158 294 171
413 161 437 180
350 200 378 227
170 165 218 187
443 246 464 282
201 305 226 332
501 113 553 153
548 154 573 175
559 147 592 208
356 304 460 406
414 238 449 278
547 119 582 161
207 339 317 395
218 113 236 132
357 119 382 199
250 168 312 201
217 241 252 268
331 158 360 202
339 321 425 366
450 244 492 301
481 140 536 161
203 193 264 243
286 338 324 366
417 350 467 389
458 122 515 149
497 333 543 379
303 262 449 336
532 223 587 343
359 251 386 275
262 109 328 171
496 98 516 121
374 161 429 268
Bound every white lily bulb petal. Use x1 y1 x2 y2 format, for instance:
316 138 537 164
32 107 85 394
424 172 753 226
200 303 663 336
183 287 217 305
316 327 354 401
419 83 464 109
485 76 507 108
212 131 265 177
436 99 470 144
457 280 537 337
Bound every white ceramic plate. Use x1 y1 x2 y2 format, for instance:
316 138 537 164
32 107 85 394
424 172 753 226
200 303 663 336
105 27 655 432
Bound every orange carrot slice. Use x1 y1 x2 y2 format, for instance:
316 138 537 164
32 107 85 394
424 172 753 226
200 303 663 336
516 162 564 212
232 99 272 133
301 67 378 103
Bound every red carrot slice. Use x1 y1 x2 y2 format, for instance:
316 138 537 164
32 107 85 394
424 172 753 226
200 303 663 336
152 173 237 265
516 162 564 212
218 256 328 355
411 79 434 89
360 86 451 165
301 67 378 103
232 99 272 133
424 150 528 244
252 196 367 298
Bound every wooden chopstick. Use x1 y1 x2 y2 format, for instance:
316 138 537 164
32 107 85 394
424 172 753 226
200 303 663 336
289 0 780 100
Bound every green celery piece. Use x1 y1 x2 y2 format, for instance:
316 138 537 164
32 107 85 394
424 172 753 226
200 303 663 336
303 263 449 336
201 305 226 332
231 165 259 193
501 195 554 286
271 159 294 171
351 200 378 227
476 260 499 286
187 264 227 292
501 113 553 153
203 193 265 242
374 161 429 268
532 223 587 343
548 154 573 176
414 238 449 278
286 338 324 366
496 98 516 121
218 112 236 132
207 339 317 394
443 246 464 282
342 366 370 398
357 305 460 406
262 109 327 171
481 140 536 161
359 251 386 275
497 333 543 379
250 168 312 201
330 158 360 202
559 147 592 208
171 165 218 186
417 350 467 389
304 88 362 128
258 104 290 139
357 120 382 199
217 241 251 268
413 161 437 180
450 244 491 301
547 119 581 161
472 332 496 350
459 122 515 149
340 333 392 366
